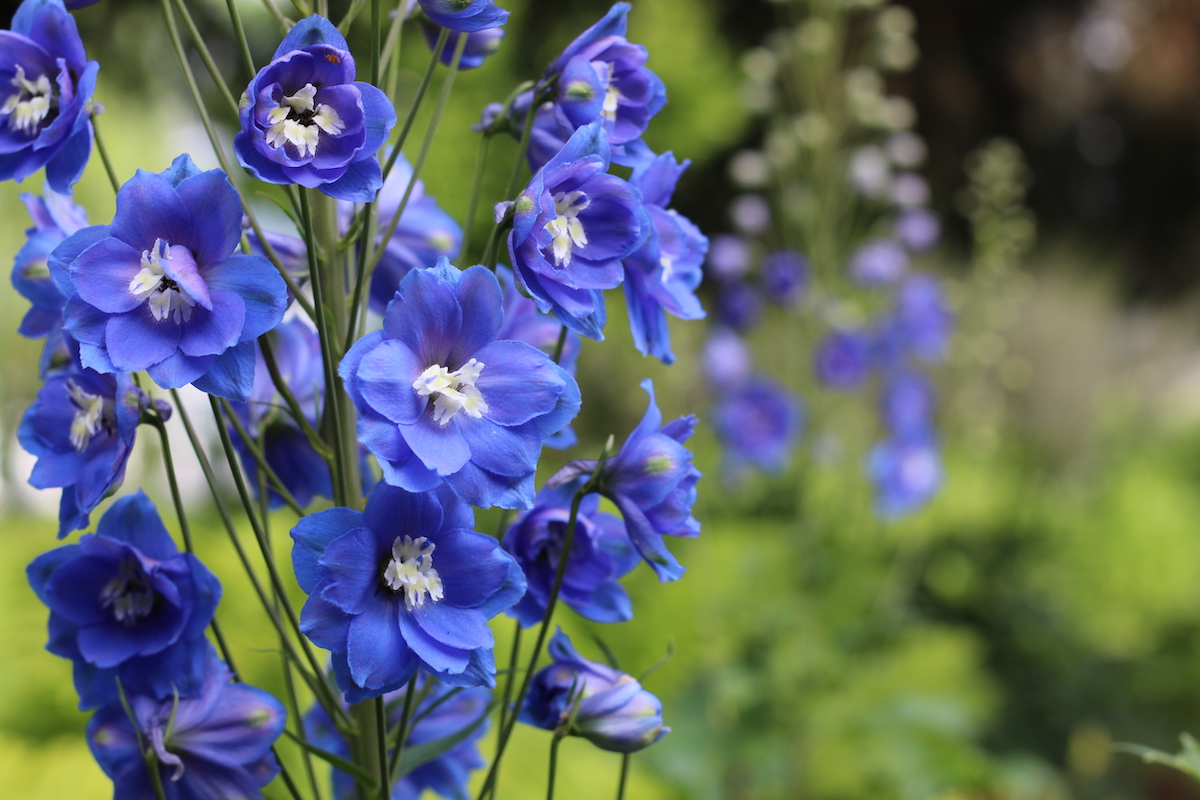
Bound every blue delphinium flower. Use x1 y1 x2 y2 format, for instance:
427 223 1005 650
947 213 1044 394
235 16 396 201
341 258 580 509
26 491 222 709
520 628 669 753
230 316 333 509
814 328 873 390
503 480 638 627
890 274 952 362
48 154 288 401
87 652 285 800
0 0 98 193
291 482 526 700
417 0 508 33
848 238 908 286
895 207 940 252
881 370 936 440
713 376 803 477
701 327 751 392
306 674 491 800
622 150 707 364
712 279 762 333
18 365 150 537
12 185 88 375
421 25 505 70
506 120 649 340
761 249 809 307
869 434 942 519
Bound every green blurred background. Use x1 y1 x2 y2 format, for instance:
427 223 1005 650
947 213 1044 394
5 0 1200 798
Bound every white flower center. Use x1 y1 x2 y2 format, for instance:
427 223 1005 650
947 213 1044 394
66 379 113 452
412 358 489 426
596 62 622 122
100 558 156 625
2 65 54 135
383 536 444 611
265 83 346 158
129 239 197 324
544 191 591 268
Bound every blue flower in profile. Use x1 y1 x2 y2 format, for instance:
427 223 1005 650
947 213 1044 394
306 674 491 800
503 480 638 627
26 491 222 709
713 376 803 477
421 25 505 70
521 629 669 753
814 328 873 390
12 185 89 375
341 259 580 509
229 317 333 509
19 366 150 538
417 0 508 33
48 154 288 401
0 0 98 193
87 653 285 800
869 435 942 519
622 150 707 364
506 121 649 340
235 16 396 201
291 483 526 700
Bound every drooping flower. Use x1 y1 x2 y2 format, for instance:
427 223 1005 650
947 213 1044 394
417 0 509 33
86 653 285 800
12 184 88 375
306 674 491 800
868 434 942 519
291 483 526 701
506 121 649 340
713 376 803 477
340 259 580 509
621 149 707 364
235 16 396 201
0 0 98 193
503 480 638 627
520 629 668 753
420 24 505 70
814 328 873 390
26 491 222 709
48 154 288 401
18 365 152 537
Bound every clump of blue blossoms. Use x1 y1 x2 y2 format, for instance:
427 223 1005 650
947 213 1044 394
0 0 98 193
521 629 669 753
235 16 396 201
49 154 288 400
291 482 525 700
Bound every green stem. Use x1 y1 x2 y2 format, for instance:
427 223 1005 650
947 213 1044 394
380 29 448 186
259 334 332 461
90 116 121 193
460 135 491 262
370 0 381 87
547 735 564 800
217 398 307 515
225 0 256 78
375 696 391 800
489 620 522 800
478 91 540 269
616 754 630 800
171 0 239 117
385 679 419 784
258 0 291 31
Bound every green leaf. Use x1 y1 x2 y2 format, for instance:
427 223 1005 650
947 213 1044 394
282 728 379 791
1115 733 1200 781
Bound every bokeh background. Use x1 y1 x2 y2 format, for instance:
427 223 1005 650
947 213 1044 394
5 0 1200 798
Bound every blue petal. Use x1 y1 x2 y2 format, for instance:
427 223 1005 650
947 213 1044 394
145 350 215 390
355 82 396 155
397 608 470 675
347 599 415 692
173 169 243 267
290 506 364 593
471 340 566 426
202 254 287 342
386 265 462 366
191 341 256 401
70 236 144 314
318 527 386 615
426 529 510 608
357 339 426 425
274 15 350 59
413 603 492 650
299 592 352 650
362 483 444 539
109 170 192 253
178 290 245 357
319 157 383 203
105 311 181 371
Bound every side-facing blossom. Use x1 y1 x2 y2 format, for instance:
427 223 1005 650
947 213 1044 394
26 491 221 709
0 0 98 193
291 483 526 701
12 184 88 374
340 259 580 509
713 376 803 477
87 653 285 800
235 16 396 201
503 480 638 627
306 675 491 800
19 365 151 537
421 25 505 70
417 0 508 32
48 154 288 401
621 150 707 364
520 629 668 753
506 120 649 340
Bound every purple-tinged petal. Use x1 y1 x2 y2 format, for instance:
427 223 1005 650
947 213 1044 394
105 312 182 371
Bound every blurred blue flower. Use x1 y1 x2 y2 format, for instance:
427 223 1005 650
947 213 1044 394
848 238 908 286
704 234 750 281
761 249 808 307
520 628 668 753
712 280 762 333
234 16 396 201
814 328 873 390
894 207 941 252
881 369 936 440
421 25 505 70
87 653 284 800
341 259 580 509
714 376 803 477
701 327 752 392
869 435 942 519
26 491 221 709
291 483 525 700
0 0 98 193
503 480 638 627
418 0 508 33
891 274 952 362
49 154 288 401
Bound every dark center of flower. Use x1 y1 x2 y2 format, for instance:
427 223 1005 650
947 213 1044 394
99 558 157 626
264 83 347 159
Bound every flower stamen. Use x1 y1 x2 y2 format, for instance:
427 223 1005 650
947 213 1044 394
265 83 345 158
383 536 444 611
2 65 54 135
129 239 197 323
412 358 489 426
99 558 156 625
544 191 591 268
66 380 113 452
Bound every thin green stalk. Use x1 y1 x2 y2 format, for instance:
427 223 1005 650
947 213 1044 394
259 334 332 461
385 679 419 784
546 735 564 800
616 754 630 800
380 28 448 186
218 397 307 516
375 696 391 800
478 92 541 269
90 116 121 193
225 0 256 78
460 135 491 262
551 326 568 364
281 647 326 800
379 0 406 78
258 0 292 31
171 0 239 117
488 620 522 800
159 0 316 321
343 200 377 349
370 0 381 87
272 752 307 800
